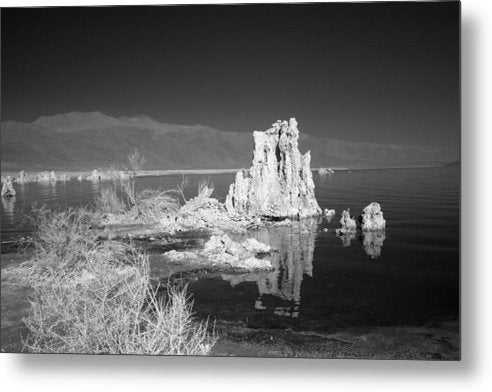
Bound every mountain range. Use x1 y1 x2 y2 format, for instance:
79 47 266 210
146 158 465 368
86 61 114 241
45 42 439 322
1 111 458 172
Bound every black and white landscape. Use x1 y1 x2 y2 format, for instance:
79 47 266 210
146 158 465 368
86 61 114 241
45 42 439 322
0 3 460 359
1 111 458 171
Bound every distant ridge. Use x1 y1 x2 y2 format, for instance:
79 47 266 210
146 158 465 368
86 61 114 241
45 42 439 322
1 112 459 172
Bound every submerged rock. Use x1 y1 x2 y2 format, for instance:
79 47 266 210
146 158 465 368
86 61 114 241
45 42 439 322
203 234 228 253
359 202 386 231
164 250 199 262
225 118 321 218
163 234 273 271
242 238 271 254
272 218 293 227
1 176 16 197
204 234 271 260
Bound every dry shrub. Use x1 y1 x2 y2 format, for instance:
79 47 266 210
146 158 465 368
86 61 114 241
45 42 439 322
121 149 146 207
20 206 101 277
16 206 215 355
197 179 214 200
128 189 180 223
23 254 215 355
176 175 189 204
182 179 215 212
96 187 126 214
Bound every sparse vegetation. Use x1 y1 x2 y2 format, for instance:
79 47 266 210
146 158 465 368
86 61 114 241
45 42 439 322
183 179 215 211
96 187 126 214
197 179 214 200
19 205 102 279
98 153 219 226
121 149 146 207
128 189 180 223
12 206 216 355
176 175 189 204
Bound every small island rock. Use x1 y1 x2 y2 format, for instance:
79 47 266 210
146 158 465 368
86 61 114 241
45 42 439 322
359 202 386 231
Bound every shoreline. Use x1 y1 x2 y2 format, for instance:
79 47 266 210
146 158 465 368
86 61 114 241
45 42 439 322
0 163 454 179
1 241 460 359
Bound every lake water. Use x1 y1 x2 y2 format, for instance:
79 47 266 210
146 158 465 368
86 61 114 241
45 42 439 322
1 167 460 332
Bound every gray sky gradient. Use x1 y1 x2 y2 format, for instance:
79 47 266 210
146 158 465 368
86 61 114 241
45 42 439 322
1 2 460 148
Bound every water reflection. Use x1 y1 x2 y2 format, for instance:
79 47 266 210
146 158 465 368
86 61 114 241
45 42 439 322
90 180 101 194
1 196 16 225
17 181 26 194
221 218 319 318
337 232 356 247
35 179 58 201
360 231 386 259
337 230 386 259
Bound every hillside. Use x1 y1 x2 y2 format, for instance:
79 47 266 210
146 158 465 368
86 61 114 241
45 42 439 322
1 111 459 171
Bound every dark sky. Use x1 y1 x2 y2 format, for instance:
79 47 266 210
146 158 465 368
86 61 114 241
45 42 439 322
1 2 460 147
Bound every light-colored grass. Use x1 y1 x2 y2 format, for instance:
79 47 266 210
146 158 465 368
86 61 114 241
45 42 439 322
96 187 126 214
20 206 103 278
95 184 180 225
121 149 146 207
23 254 215 355
15 206 216 355
128 189 180 223
181 179 215 212
197 179 214 200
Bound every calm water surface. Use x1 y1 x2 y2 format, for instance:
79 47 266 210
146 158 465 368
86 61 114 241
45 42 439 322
1 167 459 332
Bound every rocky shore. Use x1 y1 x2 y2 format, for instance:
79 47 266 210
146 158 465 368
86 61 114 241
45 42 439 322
1 118 405 357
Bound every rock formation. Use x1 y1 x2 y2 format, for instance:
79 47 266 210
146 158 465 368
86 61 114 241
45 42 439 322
17 171 27 184
163 233 273 271
359 202 386 231
37 172 51 182
335 203 386 257
336 203 386 235
323 208 336 223
88 169 101 181
318 167 334 175
336 209 357 235
225 118 321 219
324 208 335 217
1 176 16 197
